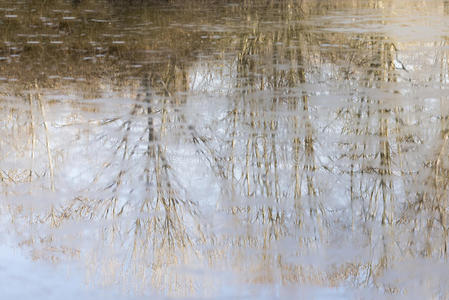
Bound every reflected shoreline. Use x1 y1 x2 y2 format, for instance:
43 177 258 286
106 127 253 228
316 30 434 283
1 0 449 298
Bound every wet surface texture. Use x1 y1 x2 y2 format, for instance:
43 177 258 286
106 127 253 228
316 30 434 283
1 0 449 299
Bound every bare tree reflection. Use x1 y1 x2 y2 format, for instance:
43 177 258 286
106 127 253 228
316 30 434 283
2 0 449 298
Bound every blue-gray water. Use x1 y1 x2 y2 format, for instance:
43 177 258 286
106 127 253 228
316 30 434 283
1 0 449 299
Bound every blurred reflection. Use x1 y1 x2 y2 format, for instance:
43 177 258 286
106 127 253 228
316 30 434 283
2 0 449 298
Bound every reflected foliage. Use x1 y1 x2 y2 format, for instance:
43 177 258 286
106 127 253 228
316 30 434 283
1 0 449 298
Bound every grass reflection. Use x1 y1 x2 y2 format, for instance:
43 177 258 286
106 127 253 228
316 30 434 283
1 0 449 298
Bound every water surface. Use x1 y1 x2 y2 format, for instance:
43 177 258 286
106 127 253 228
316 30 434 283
1 0 449 299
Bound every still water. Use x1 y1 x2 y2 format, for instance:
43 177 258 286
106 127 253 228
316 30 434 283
1 0 449 299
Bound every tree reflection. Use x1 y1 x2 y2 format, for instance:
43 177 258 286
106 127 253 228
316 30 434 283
2 0 449 298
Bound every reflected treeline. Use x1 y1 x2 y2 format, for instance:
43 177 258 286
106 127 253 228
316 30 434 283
2 0 449 298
